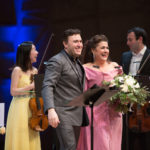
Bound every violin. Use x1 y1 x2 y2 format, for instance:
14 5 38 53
29 34 54 131
29 93 48 131
128 102 150 133
128 75 150 133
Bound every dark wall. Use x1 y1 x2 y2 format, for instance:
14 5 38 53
1 0 150 76
47 0 150 63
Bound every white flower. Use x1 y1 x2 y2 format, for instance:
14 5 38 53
118 76 124 83
103 73 149 113
124 77 136 87
110 80 116 86
134 83 140 88
120 84 129 92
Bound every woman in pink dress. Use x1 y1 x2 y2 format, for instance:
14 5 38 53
77 35 123 150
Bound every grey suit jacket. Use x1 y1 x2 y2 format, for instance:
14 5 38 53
42 50 85 126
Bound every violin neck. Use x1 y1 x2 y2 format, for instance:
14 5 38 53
36 97 41 110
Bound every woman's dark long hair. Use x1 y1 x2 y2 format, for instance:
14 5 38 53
16 41 33 72
81 34 109 64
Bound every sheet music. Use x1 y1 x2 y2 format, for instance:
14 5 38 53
0 103 5 126
95 89 119 106
68 88 119 107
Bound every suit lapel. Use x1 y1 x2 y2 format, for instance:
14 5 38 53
138 49 150 74
139 49 150 69
77 60 85 90
61 50 85 89
125 52 132 74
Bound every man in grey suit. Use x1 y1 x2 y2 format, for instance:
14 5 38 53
42 28 87 150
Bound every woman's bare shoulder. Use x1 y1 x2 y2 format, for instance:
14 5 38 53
83 63 93 68
11 66 22 77
111 61 119 67
13 66 22 73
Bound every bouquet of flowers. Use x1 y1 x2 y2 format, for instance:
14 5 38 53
103 74 150 113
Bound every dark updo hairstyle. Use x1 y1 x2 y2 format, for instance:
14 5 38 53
82 34 109 64
16 41 33 72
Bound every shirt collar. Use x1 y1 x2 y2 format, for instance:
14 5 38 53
64 49 78 62
132 46 147 56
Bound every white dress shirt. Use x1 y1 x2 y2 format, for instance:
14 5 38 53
129 46 147 76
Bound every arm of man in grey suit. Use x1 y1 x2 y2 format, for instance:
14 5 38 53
42 57 62 128
48 108 60 128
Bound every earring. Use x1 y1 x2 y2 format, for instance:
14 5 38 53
92 53 95 61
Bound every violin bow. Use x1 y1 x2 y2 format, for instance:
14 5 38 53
137 53 150 74
38 33 54 72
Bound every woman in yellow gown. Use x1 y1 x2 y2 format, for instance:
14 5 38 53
5 41 41 150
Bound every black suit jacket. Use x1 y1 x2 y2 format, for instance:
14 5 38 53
121 49 150 150
121 48 150 75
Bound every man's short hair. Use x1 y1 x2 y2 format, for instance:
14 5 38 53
63 28 81 42
128 27 147 45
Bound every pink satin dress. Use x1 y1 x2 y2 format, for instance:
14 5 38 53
77 66 122 150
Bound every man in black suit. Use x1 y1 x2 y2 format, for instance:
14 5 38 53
42 29 88 150
121 27 150 150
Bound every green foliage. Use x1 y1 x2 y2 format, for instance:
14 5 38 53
103 74 150 113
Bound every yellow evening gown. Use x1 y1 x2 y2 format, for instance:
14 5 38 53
5 74 41 150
